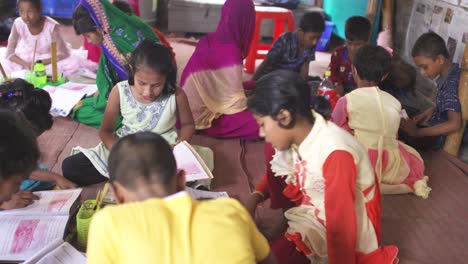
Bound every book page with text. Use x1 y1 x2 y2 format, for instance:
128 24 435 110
0 189 81 216
0 215 68 261
173 142 213 182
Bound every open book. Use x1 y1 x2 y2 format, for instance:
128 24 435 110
0 189 82 262
43 82 97 117
173 141 214 182
185 187 228 200
23 238 86 264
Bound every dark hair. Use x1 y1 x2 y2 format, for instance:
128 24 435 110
0 78 53 136
17 0 42 10
345 16 371 42
127 39 177 96
113 0 134 15
72 5 98 35
388 57 417 92
0 109 39 181
411 32 449 59
312 95 331 119
299 12 325 33
353 45 391 83
248 70 315 128
108 132 177 190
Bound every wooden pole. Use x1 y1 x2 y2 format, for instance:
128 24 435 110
380 0 394 48
51 41 58 83
443 43 468 156
366 0 379 32
31 40 38 70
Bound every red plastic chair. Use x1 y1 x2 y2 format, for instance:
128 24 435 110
244 6 295 73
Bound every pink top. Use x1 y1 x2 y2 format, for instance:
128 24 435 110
6 16 69 62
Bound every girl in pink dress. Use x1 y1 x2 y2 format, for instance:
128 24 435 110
1 0 97 76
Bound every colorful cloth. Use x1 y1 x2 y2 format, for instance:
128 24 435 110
180 0 258 140
257 113 398 263
87 192 271 264
73 0 160 128
329 45 355 92
257 31 316 78
332 86 431 198
1 17 97 76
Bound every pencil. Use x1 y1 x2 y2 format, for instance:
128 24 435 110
0 62 7 80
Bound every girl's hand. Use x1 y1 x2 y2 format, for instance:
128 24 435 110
413 108 434 124
22 61 32 71
0 191 39 210
244 192 264 218
400 118 419 137
54 175 78 189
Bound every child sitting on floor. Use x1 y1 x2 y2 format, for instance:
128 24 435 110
401 32 466 151
87 131 275 264
252 12 325 81
0 0 97 76
331 45 431 198
62 40 213 187
245 70 398 264
0 79 76 210
0 110 39 210
328 16 371 95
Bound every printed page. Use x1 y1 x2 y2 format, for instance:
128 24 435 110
0 189 81 216
58 82 98 96
43 86 86 117
173 142 213 182
0 215 68 261
186 187 229 200
24 240 86 264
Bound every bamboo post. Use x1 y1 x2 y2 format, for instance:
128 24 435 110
31 40 38 70
443 43 468 156
380 0 394 48
366 0 379 32
51 41 58 83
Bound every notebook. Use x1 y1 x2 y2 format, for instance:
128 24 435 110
173 141 214 182
0 189 82 262
22 238 86 264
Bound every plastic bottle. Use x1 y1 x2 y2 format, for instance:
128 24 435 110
33 60 47 87
317 70 338 109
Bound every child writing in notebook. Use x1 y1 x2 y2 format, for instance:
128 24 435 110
401 32 465 151
252 12 325 81
331 45 431 198
0 110 39 210
245 70 398 264
62 40 213 186
0 79 76 210
0 0 96 76
87 131 275 264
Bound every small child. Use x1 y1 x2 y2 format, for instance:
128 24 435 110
62 40 212 186
0 79 76 201
401 32 465 150
328 16 371 95
252 12 325 81
87 131 275 264
245 70 398 263
0 110 39 210
331 45 431 198
0 0 96 76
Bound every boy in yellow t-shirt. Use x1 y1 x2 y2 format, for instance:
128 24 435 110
87 132 275 264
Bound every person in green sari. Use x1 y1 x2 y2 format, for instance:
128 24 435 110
72 0 162 128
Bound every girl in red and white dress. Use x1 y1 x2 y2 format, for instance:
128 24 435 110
245 70 398 264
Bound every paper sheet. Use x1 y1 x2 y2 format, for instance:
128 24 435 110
0 216 68 261
173 142 213 182
186 187 229 200
0 189 81 216
43 86 86 117
55 82 98 96
23 239 86 264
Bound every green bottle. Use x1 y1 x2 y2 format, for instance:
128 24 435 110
33 60 47 87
